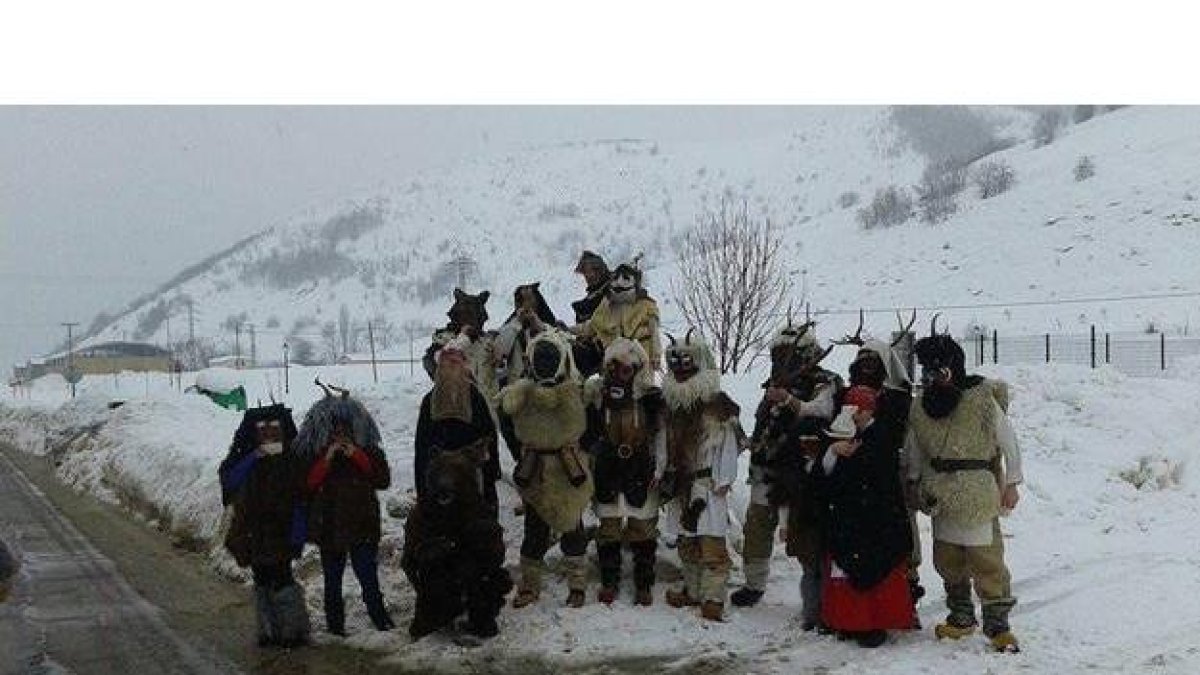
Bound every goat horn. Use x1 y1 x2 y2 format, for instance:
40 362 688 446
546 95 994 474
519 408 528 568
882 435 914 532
314 377 334 398
685 327 696 345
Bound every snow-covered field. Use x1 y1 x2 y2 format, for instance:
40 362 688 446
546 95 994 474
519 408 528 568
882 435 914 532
4 358 1200 673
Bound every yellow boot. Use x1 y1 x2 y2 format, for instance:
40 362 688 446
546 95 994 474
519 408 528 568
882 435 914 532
989 631 1020 653
934 621 978 640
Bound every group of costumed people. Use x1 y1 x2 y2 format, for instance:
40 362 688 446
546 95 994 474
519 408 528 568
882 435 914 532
218 380 395 648
218 249 1023 656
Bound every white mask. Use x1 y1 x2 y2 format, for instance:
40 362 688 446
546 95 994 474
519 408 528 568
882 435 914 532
260 442 284 455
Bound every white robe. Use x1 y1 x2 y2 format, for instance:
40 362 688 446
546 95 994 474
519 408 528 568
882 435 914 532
667 419 742 538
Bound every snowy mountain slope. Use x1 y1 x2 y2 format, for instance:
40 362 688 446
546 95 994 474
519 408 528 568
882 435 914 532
63 106 1200 371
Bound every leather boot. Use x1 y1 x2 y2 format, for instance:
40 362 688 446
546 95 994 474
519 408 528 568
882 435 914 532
701 600 725 621
512 557 543 609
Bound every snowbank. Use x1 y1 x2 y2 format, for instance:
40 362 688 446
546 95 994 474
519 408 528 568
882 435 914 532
4 362 1200 673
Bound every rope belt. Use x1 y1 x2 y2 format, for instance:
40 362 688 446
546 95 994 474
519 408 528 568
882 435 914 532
930 457 993 473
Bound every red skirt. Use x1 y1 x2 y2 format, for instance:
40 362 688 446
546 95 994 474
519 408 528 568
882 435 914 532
820 555 913 632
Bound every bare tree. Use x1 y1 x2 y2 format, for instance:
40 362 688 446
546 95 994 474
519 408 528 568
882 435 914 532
671 198 791 373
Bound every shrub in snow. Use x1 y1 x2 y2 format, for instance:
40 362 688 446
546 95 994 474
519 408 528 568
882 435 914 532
1117 455 1184 490
915 159 967 223
1074 155 1096 182
837 191 860 209
857 185 914 229
972 160 1016 199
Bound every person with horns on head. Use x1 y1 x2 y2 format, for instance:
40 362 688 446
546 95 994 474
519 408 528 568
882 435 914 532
498 329 594 609
659 328 745 621
297 380 395 636
573 255 662 383
732 310 843 624
218 401 312 648
904 316 1023 653
581 336 667 606
415 334 502 516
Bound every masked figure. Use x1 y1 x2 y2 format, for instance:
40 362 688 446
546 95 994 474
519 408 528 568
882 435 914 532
582 337 666 606
570 250 612 377
732 322 842 625
660 330 744 622
402 445 512 640
219 403 311 648
415 335 501 515
905 328 1023 653
296 383 395 636
498 330 594 609
575 259 662 380
423 288 499 400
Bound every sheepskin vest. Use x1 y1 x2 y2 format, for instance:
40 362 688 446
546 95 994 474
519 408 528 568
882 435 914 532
502 379 587 449
500 378 593 532
908 380 1004 525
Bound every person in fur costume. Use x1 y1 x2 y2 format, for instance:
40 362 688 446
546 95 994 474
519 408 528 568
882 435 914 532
571 250 611 377
574 258 662 378
817 386 914 648
905 325 1023 653
401 445 513 640
415 335 501 515
659 329 744 622
296 383 395 635
581 337 667 606
422 288 500 400
849 336 923 626
218 403 312 648
732 321 841 618
498 330 595 609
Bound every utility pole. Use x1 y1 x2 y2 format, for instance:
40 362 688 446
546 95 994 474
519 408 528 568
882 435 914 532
282 342 290 394
247 323 256 368
234 322 242 369
62 322 79 398
186 300 195 342
367 321 379 383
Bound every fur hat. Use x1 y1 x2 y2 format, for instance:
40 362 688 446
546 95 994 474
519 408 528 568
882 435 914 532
575 250 608 274
826 405 859 439
602 337 649 371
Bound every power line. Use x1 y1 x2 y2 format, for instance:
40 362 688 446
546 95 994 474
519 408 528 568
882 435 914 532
788 289 1200 317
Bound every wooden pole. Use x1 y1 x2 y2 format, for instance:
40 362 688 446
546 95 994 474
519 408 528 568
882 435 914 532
368 321 379 384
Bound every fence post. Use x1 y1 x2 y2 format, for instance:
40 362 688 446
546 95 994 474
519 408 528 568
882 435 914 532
992 329 998 364
1161 332 1166 370
1045 333 1051 363
1105 332 1110 364
977 333 985 366
1090 325 1096 369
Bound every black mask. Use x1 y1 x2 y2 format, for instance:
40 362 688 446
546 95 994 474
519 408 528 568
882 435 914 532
921 382 962 419
531 341 565 385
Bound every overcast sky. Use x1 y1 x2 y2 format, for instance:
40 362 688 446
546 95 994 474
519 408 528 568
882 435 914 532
0 106 815 370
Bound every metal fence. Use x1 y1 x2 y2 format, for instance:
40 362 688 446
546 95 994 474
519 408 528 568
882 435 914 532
963 328 1200 378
